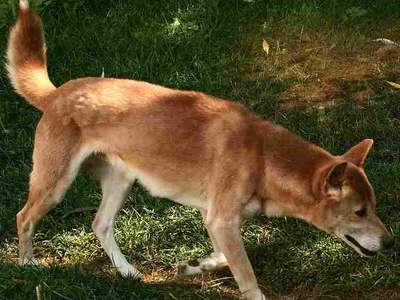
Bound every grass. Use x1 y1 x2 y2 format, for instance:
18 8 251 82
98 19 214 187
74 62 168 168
0 0 400 299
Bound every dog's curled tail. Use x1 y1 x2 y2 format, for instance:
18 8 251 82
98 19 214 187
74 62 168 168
6 0 55 111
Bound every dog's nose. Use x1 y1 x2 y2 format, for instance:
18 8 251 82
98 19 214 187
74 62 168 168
382 236 395 250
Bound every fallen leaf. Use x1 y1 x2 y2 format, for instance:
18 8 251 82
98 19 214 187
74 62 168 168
374 38 399 47
385 80 400 89
262 39 270 55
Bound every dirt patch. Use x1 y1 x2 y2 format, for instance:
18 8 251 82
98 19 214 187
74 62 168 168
280 80 340 109
239 24 400 109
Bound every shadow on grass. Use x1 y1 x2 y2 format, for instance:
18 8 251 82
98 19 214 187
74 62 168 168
0 260 237 300
2 237 399 300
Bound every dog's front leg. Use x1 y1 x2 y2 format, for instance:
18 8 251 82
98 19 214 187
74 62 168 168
207 214 265 300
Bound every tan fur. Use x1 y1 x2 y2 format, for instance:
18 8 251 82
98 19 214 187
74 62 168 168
6 1 55 110
8 3 393 300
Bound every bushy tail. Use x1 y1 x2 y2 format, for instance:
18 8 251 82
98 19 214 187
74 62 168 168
6 0 55 111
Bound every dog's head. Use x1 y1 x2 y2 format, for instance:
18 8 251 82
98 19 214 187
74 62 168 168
311 139 393 257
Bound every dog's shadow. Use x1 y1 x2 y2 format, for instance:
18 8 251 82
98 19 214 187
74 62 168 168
0 259 239 300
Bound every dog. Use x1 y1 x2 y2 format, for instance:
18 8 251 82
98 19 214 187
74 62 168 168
6 2 393 299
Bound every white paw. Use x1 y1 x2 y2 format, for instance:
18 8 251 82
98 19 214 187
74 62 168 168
243 288 267 300
118 264 143 280
20 257 40 267
176 255 229 277
176 259 203 276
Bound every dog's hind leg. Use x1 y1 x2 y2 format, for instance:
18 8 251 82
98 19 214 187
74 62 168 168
17 118 88 266
91 161 141 279
177 208 228 276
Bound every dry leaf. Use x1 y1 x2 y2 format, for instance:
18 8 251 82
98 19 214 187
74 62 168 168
374 38 399 47
262 39 270 55
385 80 400 89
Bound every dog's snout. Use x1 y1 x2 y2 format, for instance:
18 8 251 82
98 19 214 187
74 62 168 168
382 236 395 250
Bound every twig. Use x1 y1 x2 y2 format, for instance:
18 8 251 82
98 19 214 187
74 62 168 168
207 276 234 283
62 206 97 219
208 282 224 288
35 285 42 300
52 290 73 300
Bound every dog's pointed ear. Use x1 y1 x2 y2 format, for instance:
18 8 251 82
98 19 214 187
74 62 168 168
313 161 348 201
326 162 348 188
342 139 373 167
324 162 348 200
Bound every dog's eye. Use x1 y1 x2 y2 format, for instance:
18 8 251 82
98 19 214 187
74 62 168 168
355 207 367 217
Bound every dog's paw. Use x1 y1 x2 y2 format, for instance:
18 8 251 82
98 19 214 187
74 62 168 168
118 265 143 281
243 288 268 300
20 257 40 267
176 259 203 276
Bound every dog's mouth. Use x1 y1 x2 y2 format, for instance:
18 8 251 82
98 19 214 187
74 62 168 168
345 234 377 257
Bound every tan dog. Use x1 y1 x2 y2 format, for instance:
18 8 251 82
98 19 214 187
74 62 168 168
7 2 393 299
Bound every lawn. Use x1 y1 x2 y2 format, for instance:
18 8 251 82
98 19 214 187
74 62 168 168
0 0 400 299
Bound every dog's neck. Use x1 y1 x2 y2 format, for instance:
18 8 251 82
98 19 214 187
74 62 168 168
254 121 334 222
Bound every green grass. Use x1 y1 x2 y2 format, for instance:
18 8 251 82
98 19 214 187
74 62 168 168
1 0 400 299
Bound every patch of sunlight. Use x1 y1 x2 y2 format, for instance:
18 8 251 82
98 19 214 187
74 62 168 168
0 239 18 262
166 12 199 38
308 235 348 261
50 229 101 264
171 17 181 30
